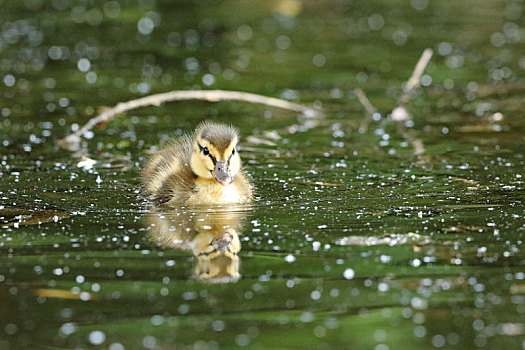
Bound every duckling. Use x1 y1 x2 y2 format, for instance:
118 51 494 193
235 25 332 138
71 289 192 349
140 122 253 205
146 208 243 282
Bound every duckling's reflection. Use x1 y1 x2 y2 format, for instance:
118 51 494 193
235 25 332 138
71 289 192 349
146 206 249 283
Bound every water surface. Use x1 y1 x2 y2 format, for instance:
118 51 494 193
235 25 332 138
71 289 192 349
1 0 524 349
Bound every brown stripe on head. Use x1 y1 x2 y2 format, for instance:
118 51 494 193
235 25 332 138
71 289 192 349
197 122 238 153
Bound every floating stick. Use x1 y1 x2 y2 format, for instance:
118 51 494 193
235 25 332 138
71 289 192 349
57 89 321 151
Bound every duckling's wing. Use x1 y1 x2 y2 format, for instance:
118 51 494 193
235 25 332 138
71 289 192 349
141 134 196 204
240 174 255 203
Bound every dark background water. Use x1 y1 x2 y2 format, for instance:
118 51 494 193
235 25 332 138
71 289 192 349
1 0 524 349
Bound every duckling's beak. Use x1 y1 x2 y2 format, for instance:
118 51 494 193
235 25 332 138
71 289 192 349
214 161 233 186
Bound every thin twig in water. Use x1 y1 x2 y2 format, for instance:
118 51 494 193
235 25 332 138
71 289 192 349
57 89 321 150
354 88 377 116
395 48 433 164
354 88 378 133
402 129 426 157
398 48 433 106
354 49 433 164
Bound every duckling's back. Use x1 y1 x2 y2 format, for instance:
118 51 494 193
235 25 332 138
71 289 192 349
140 134 197 204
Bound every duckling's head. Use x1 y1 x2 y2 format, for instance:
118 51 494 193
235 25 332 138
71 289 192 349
190 122 241 186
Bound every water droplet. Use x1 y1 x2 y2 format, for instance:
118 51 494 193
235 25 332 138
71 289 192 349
77 58 91 72
88 330 105 345
343 268 355 280
60 322 76 336
284 254 296 263
75 275 85 283
138 17 154 35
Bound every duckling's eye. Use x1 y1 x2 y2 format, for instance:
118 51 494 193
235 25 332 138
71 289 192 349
232 149 235 156
202 147 209 156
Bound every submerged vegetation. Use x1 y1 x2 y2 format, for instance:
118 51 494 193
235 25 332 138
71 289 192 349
1 0 524 349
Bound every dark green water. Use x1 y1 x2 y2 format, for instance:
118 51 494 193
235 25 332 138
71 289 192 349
1 0 524 349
